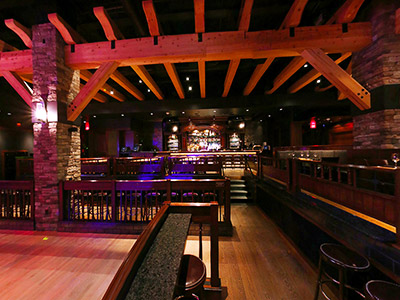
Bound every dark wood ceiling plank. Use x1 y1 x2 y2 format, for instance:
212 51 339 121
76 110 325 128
1 71 32 107
326 0 365 25
67 61 119 121
48 13 87 44
131 65 164 100
288 52 351 93
4 19 32 48
93 6 124 41
301 48 370 110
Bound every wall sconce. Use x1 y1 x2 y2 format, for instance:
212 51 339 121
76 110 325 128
32 93 58 123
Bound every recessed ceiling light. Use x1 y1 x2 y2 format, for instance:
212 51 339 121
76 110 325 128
260 119 263 122
304 64 308 68
7 112 11 116
150 112 154 116
93 115 96 118
121 113 125 117
186 76 190 81
279 108 283 111
139 80 143 84
188 86 192 91
166 112 170 115
246 109 249 112
147 89 151 93
268 115 271 117
316 79 321 84
182 111 185 114
110 90 114 95
213 110 216 113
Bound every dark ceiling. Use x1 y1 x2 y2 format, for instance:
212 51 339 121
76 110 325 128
0 0 372 127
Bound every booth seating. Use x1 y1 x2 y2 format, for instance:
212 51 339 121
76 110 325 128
314 243 370 300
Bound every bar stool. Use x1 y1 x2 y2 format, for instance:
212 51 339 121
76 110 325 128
365 280 400 300
314 243 370 300
176 254 206 298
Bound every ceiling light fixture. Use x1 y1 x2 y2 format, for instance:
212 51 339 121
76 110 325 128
121 113 125 117
186 76 190 81
304 64 308 68
147 89 151 93
316 79 321 84
139 80 143 84
110 90 114 95
188 86 192 91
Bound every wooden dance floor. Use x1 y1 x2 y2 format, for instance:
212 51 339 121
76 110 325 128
0 230 137 300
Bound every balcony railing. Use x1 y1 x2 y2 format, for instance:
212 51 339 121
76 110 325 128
0 180 34 220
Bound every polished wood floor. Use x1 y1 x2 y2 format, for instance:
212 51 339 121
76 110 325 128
185 203 318 299
0 230 137 300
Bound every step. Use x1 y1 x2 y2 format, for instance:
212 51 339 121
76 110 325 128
230 190 248 194
231 184 246 189
230 179 245 184
231 195 249 201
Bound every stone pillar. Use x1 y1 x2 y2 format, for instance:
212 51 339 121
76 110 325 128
32 24 81 231
352 1 400 149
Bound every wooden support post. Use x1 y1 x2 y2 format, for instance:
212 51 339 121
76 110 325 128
301 48 370 110
394 169 400 244
210 202 220 287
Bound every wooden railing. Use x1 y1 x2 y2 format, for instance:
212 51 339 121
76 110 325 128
259 156 290 187
102 202 220 300
168 155 222 176
0 180 34 220
258 155 400 243
113 157 165 178
81 157 111 179
60 179 230 227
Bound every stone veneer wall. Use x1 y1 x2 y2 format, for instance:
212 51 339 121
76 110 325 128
353 109 400 149
352 2 400 149
32 23 80 230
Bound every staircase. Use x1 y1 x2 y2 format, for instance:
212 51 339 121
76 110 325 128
230 179 251 202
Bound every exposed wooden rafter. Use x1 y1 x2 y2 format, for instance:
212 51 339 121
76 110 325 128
288 52 351 93
47 13 86 44
93 6 124 40
131 65 164 100
110 71 144 101
244 0 308 95
326 0 365 25
279 0 309 29
198 60 206 98
68 61 119 121
222 59 240 97
142 0 182 99
1 71 32 107
80 69 125 102
4 19 32 48
194 0 205 33
223 0 254 97
301 48 370 110
266 57 306 94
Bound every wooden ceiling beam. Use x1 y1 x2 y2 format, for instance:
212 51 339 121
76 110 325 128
142 0 161 36
279 0 309 29
47 13 86 44
338 60 353 100
109 70 144 101
2 71 32 107
266 57 306 94
288 52 351 93
396 8 400 34
0 23 372 72
93 6 124 41
80 69 125 102
238 0 254 31
244 0 308 95
80 84 108 103
327 0 365 25
4 19 32 48
222 59 240 97
131 65 163 100
198 61 206 98
164 63 184 99
194 0 205 33
67 61 119 121
301 48 370 110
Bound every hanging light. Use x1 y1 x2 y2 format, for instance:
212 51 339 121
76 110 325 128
310 117 317 129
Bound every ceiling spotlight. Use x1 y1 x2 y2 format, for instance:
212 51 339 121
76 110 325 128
121 113 125 117
172 125 178 132
260 119 263 122
268 114 271 117
7 112 11 116
93 115 96 118
110 90 114 95
182 111 185 114
186 76 190 81
279 108 283 111
166 112 170 115
188 86 192 91
316 79 321 84
239 122 245 129
147 89 151 93
139 80 143 84
303 64 308 68
150 112 154 116
213 110 216 113
246 109 249 112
